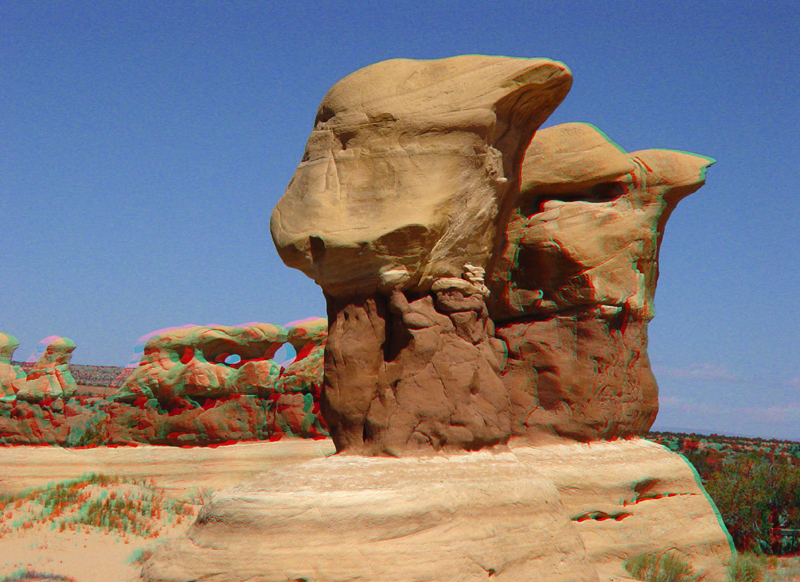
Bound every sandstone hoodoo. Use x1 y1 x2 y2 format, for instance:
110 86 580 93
15 336 78 402
0 332 26 399
271 55 573 454
142 56 731 582
270 57 714 454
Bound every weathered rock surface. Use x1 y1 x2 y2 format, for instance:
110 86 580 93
115 321 328 423
514 438 734 582
321 270 511 455
115 324 286 403
0 322 329 446
142 450 599 582
269 318 329 437
16 336 77 402
490 123 714 441
272 55 573 454
0 393 324 447
271 55 572 296
140 439 733 582
0 333 26 399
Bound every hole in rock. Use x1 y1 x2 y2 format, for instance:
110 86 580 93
273 343 297 367
522 181 626 217
224 354 241 365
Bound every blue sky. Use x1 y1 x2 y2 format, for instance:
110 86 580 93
2 1 798 439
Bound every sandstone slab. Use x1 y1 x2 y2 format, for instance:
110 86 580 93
140 438 733 582
513 438 734 582
142 450 599 582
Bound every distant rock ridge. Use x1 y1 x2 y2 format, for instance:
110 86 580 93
0 323 329 446
11 362 128 387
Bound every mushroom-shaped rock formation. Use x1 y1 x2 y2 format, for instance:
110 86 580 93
489 123 714 441
271 55 572 455
16 336 77 402
0 332 26 399
115 324 287 403
141 58 732 582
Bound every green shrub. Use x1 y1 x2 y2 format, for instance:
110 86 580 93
624 551 702 582
727 552 765 582
704 456 800 553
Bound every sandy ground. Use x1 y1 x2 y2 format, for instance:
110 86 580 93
3 439 799 582
0 439 335 582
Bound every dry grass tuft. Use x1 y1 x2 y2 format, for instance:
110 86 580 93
0 473 202 540
624 551 702 582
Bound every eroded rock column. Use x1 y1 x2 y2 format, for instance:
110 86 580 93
271 55 572 454
16 336 78 402
0 332 26 399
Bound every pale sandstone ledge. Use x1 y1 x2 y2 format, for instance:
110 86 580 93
140 438 733 582
0 439 336 496
513 439 734 582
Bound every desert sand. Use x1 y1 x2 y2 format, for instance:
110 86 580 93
0 440 335 582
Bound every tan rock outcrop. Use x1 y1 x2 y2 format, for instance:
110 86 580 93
271 55 573 454
490 123 714 440
142 450 599 582
140 439 733 582
271 56 572 296
16 336 77 402
0 332 26 399
115 324 286 403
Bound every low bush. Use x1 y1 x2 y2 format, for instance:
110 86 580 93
0 473 202 539
624 551 701 582
727 553 765 582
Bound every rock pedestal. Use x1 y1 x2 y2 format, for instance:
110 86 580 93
141 439 733 582
144 449 599 582
0 333 26 399
322 273 510 455
16 336 77 402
